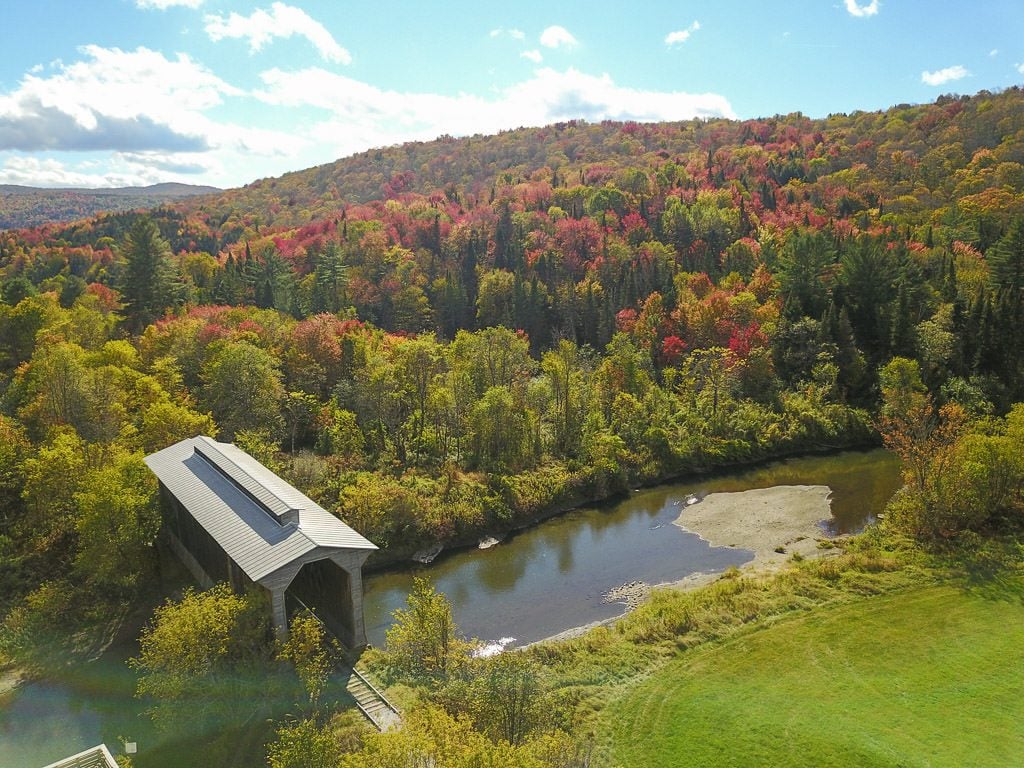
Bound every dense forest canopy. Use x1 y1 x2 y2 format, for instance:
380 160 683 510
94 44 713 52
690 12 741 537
1 85 1024 767
0 89 1022 558
3 88 1023 352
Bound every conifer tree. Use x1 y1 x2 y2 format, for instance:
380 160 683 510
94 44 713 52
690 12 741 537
988 216 1024 293
119 216 180 333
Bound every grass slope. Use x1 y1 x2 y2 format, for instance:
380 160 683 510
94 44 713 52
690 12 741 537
606 583 1024 767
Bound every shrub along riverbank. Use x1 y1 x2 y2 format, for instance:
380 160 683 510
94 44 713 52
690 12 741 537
530 529 932 716
352 508 1024 767
313 408 875 570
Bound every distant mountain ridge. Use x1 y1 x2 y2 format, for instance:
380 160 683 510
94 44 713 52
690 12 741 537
8 87 1024 257
0 182 221 196
0 182 220 230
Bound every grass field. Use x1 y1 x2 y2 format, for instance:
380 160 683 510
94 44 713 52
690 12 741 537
605 582 1024 767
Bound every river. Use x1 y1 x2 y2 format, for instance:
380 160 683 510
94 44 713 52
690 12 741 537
362 448 901 648
0 448 900 767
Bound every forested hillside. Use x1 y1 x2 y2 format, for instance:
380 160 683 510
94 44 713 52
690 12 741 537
1 86 1024 668
0 183 220 231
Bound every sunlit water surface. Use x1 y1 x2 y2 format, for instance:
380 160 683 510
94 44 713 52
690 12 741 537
0 448 899 767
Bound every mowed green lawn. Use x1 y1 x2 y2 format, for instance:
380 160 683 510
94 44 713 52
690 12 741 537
606 583 1024 767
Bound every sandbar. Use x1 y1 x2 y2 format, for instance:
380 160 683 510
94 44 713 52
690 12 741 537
531 485 839 646
672 484 835 571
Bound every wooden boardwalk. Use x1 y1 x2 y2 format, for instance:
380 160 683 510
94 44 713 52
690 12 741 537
287 594 400 731
344 665 401 731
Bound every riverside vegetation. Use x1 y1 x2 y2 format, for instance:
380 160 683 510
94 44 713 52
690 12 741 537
0 87 1023 765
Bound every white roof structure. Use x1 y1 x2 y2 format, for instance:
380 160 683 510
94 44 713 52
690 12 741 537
41 744 119 768
144 436 375 585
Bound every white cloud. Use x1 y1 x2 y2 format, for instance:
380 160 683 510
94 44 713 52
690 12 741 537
540 25 577 49
0 38 739 188
490 27 526 41
253 65 734 164
136 0 204 9
1017 63 1024 74
0 147 238 188
0 46 238 152
0 45 307 187
665 21 700 47
990 49 999 57
204 2 351 64
0 154 205 188
521 49 543 63
921 65 968 86
118 151 210 176
0 156 111 187
844 0 880 18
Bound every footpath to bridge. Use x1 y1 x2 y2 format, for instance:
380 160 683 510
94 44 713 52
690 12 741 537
343 664 401 731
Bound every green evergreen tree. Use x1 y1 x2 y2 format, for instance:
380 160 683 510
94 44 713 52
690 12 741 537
311 242 348 314
777 229 836 320
119 216 180 333
890 283 916 358
246 246 293 311
840 236 898 360
988 217 1024 293
941 254 958 303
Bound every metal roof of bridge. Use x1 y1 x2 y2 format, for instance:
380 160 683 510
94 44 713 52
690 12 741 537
144 436 375 584
41 744 120 768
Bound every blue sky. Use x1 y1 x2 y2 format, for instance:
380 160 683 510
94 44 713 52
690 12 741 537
1 0 1021 189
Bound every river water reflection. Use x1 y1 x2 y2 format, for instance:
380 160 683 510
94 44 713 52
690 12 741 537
363 448 901 647
0 448 900 767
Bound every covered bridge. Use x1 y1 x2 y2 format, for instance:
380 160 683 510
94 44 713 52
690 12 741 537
42 744 120 768
145 436 377 648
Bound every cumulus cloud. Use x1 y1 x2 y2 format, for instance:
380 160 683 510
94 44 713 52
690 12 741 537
0 45 309 187
844 0 880 18
0 104 207 152
253 65 734 163
204 2 351 64
0 147 228 187
0 154 183 188
665 21 700 47
119 152 209 175
0 46 237 153
921 65 968 86
521 49 543 63
136 0 204 9
0 156 116 187
540 25 577 49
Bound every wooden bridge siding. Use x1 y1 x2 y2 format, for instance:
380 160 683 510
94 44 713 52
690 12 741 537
259 547 371 646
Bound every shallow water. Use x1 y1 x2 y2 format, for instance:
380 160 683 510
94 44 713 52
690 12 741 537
0 646 153 768
362 448 901 648
0 448 900 767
